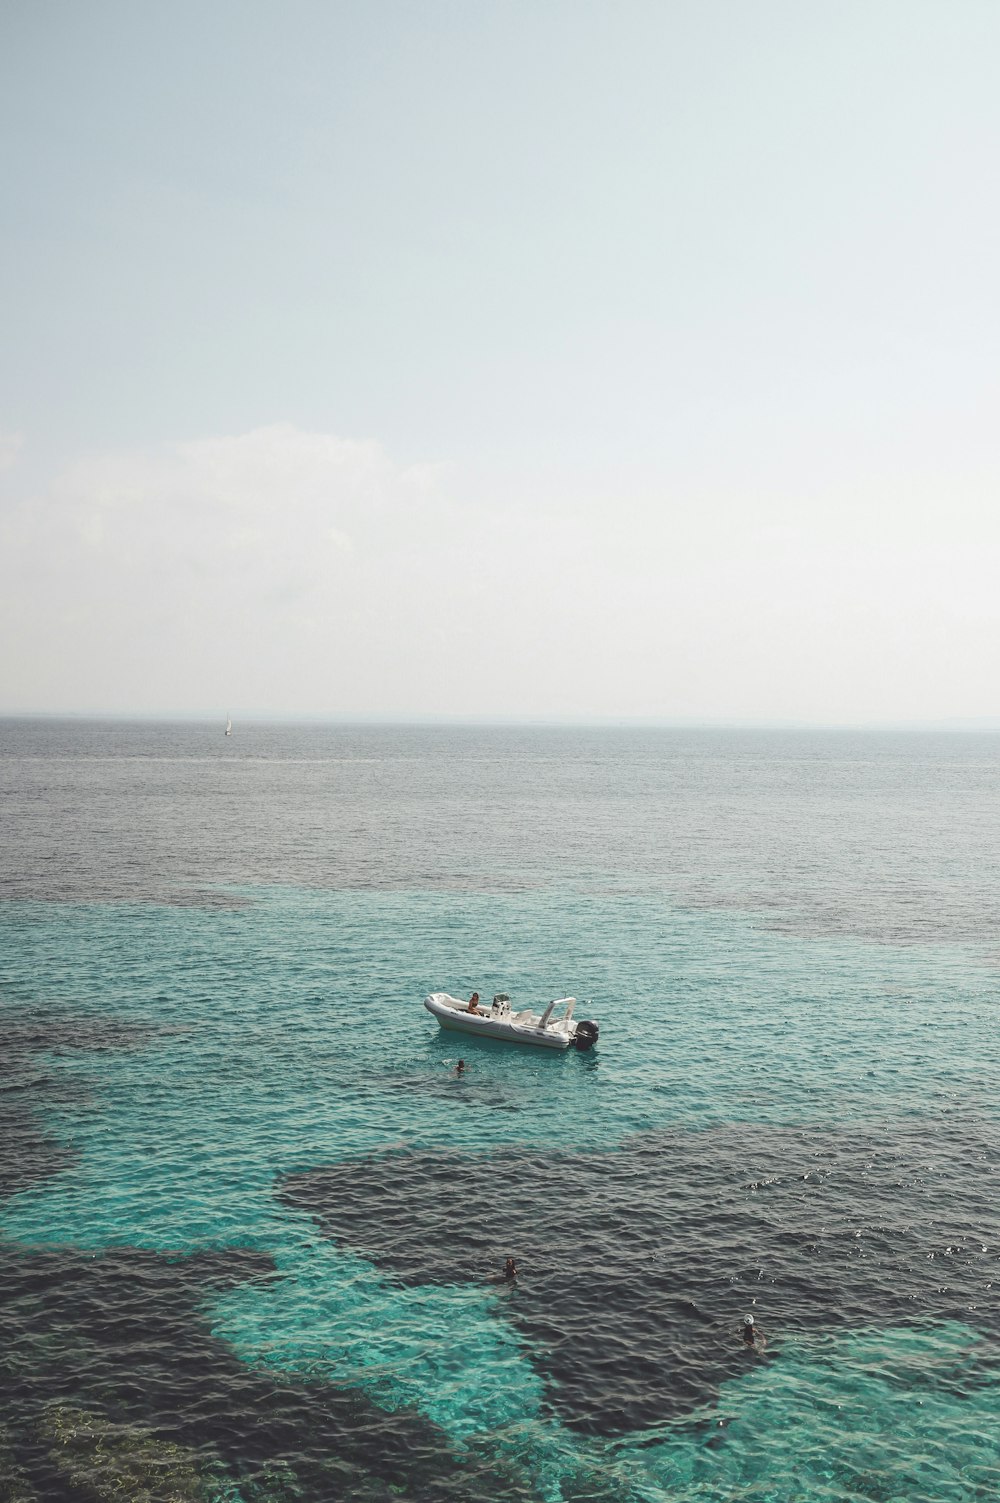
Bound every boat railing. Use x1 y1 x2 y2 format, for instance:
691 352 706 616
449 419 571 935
538 997 576 1028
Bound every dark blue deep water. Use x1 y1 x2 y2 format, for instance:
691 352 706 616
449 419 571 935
1 720 999 1501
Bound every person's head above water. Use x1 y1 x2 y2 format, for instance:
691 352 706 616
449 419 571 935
744 1316 754 1327
504 1257 518 1279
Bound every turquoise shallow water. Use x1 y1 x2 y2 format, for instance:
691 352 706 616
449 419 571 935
2 722 999 1501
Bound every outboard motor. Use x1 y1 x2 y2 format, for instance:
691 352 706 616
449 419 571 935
574 1019 599 1051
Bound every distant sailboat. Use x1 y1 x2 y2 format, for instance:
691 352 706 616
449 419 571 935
225 714 232 736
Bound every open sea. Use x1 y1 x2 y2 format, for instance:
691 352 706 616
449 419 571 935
1 718 998 1503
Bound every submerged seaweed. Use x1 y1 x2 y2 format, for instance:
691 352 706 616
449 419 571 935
38 1406 203 1503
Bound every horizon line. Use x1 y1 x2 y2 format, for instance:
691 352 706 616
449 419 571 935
3 710 1000 733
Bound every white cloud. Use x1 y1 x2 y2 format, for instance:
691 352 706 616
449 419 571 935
0 432 24 472
1 423 999 721
49 422 414 582
0 424 545 714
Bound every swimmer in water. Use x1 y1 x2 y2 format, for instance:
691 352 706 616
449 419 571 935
455 1059 466 1075
740 1315 766 1349
502 1256 518 1282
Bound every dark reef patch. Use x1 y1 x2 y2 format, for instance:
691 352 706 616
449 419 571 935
280 1116 1000 1435
153 888 256 910
0 1240 612 1503
2 1008 170 1056
0 1102 74 1202
0 1006 182 1204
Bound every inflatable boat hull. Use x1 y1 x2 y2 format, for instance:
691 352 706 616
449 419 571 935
424 992 593 1050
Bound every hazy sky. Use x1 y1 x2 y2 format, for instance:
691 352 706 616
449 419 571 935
2 1 998 721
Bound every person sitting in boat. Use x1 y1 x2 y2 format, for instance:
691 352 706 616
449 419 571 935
466 992 482 1013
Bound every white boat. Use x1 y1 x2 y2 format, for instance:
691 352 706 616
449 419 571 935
424 992 599 1051
225 714 232 737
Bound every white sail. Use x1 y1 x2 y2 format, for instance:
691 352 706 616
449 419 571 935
225 714 232 736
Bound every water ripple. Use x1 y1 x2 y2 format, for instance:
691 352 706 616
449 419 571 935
281 1118 1000 1435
